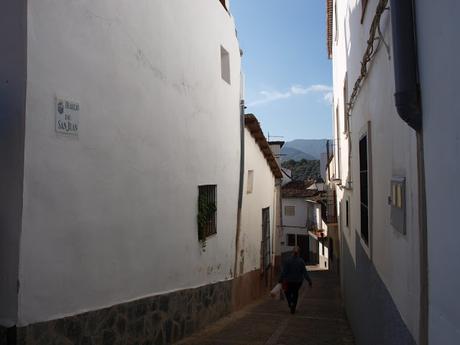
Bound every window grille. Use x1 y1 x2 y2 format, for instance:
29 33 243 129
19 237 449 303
198 185 217 239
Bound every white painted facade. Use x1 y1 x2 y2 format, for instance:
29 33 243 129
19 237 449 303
415 1 460 343
238 128 278 275
2 0 242 327
331 0 421 341
281 197 327 267
282 198 309 230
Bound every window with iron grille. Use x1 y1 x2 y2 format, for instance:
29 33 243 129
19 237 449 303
261 207 271 270
359 135 369 244
197 185 217 240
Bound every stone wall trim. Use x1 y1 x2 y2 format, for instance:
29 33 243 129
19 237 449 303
13 280 232 345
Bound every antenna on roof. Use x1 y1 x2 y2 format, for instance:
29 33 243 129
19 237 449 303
268 133 284 142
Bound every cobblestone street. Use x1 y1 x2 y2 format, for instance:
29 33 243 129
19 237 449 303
176 270 354 345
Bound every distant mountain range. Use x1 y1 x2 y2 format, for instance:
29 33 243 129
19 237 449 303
280 139 329 162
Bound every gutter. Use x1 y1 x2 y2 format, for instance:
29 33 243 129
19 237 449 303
233 99 245 280
389 0 422 131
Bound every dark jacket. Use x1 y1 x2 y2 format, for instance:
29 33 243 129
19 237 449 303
279 255 312 284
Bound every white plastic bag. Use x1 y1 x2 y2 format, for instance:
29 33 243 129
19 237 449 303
270 283 282 298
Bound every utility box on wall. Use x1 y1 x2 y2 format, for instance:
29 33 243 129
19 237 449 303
390 177 406 234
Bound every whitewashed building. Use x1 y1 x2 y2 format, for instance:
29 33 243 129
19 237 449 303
0 0 244 343
326 0 459 344
233 114 282 308
280 181 328 268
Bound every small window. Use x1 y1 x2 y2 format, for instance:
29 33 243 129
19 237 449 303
287 234 296 246
285 206 295 217
247 170 254 194
197 185 217 240
220 46 230 84
361 0 369 23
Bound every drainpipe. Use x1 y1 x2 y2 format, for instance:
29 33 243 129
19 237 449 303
389 0 422 131
233 99 245 280
389 1 428 344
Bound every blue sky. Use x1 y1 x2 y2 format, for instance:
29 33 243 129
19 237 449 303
230 0 332 141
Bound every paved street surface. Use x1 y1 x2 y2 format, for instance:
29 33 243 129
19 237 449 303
176 270 354 345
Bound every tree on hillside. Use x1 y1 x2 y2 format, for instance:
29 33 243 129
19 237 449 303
281 159 320 181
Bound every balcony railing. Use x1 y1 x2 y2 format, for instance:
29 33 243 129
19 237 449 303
321 190 338 224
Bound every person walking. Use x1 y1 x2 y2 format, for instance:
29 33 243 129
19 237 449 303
279 246 312 314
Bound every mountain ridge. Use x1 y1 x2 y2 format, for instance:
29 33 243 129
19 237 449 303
281 139 329 162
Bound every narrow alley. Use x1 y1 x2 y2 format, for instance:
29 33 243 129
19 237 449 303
1 0 458 344
177 270 354 345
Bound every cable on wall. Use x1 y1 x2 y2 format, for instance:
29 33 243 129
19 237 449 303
346 0 389 119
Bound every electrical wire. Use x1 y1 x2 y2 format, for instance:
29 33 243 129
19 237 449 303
346 0 389 119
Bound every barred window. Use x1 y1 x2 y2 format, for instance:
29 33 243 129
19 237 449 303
197 185 217 240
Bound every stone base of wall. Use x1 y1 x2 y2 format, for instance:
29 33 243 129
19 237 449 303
11 280 232 345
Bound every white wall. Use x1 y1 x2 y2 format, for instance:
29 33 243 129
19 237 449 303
18 0 241 326
416 1 460 343
332 0 420 340
282 198 309 228
239 128 276 275
281 198 309 254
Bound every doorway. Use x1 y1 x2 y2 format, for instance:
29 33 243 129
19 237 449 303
297 235 309 263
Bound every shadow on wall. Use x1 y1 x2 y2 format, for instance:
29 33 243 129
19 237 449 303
341 235 416 345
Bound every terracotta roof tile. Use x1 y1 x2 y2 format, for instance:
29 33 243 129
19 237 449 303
244 114 283 179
